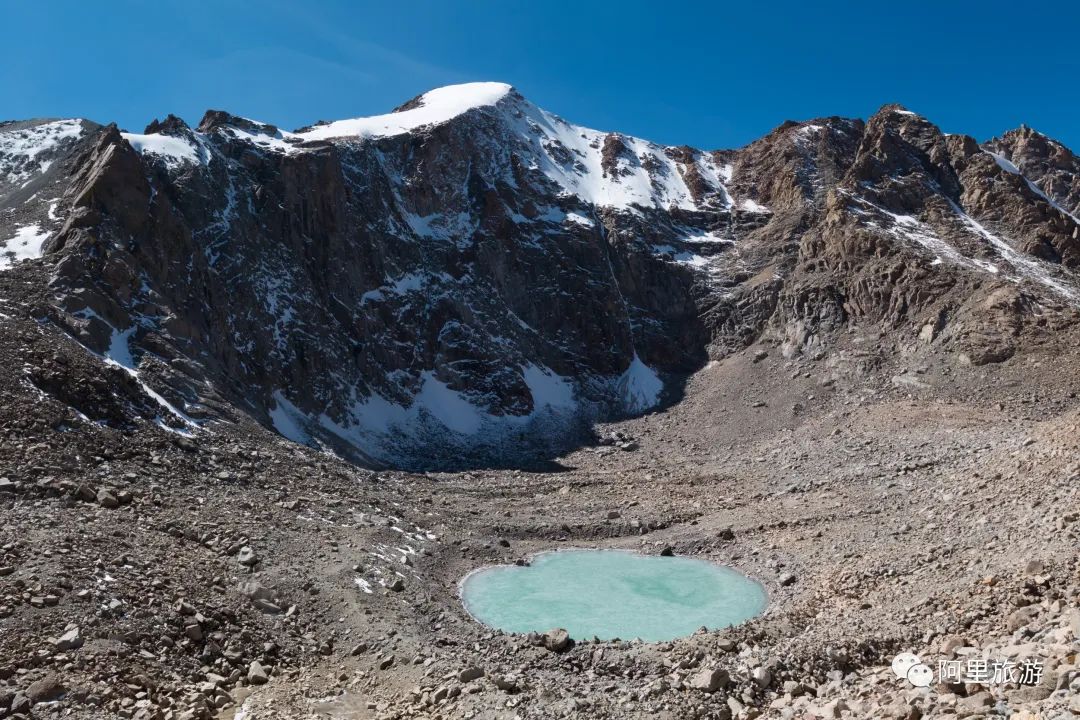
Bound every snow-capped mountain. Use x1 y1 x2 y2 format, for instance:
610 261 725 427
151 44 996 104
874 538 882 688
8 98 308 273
1 84 1078 467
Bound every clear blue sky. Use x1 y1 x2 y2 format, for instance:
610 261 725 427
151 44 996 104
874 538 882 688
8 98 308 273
3 0 1078 151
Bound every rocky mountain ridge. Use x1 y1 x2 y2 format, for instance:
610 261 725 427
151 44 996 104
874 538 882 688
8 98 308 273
1 84 1079 720
2 83 1079 468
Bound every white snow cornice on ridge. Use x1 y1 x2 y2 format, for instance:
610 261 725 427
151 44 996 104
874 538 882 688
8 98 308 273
121 132 206 168
293 82 516 141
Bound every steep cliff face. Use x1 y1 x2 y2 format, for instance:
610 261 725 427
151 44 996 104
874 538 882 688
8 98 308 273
2 84 1078 467
799 106 1080 365
985 125 1080 218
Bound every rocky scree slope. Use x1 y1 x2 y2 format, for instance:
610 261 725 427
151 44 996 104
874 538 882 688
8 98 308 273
1 84 1079 468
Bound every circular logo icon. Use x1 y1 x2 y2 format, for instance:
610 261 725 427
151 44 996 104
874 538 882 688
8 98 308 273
907 663 934 688
891 652 921 680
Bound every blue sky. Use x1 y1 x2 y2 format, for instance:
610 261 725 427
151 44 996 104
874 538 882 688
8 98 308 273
3 0 1078 151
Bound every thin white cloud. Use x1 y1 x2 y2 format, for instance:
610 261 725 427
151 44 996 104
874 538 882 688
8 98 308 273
262 1 466 88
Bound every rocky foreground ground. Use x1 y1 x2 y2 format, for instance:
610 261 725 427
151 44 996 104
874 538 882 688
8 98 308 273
1 320 1078 720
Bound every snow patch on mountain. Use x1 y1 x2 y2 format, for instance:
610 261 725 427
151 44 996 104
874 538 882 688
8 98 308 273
989 151 1022 176
564 211 595 227
360 271 455 304
740 198 770 213
295 82 514 142
105 325 137 368
948 199 1080 304
652 245 710 269
0 224 50 269
615 354 663 412
683 230 732 246
296 372 510 464
509 103 713 211
404 372 484 435
98 323 200 435
793 124 824 147
522 364 576 410
846 190 1079 304
121 132 205 168
265 355 661 465
0 119 83 182
402 211 478 245
269 391 312 444
846 191 1002 276
987 151 1080 226
319 367 558 443
225 126 297 153
692 155 736 206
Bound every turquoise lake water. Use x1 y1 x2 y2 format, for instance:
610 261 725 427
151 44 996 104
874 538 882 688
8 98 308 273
460 549 767 642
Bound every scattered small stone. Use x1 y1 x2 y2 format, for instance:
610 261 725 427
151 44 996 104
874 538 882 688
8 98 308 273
458 666 484 683
9 692 31 715
247 661 269 685
96 488 119 508
1007 606 1038 632
542 628 570 652
783 680 808 696
52 626 83 651
252 598 282 614
26 673 65 703
184 621 203 642
237 546 259 566
690 667 729 693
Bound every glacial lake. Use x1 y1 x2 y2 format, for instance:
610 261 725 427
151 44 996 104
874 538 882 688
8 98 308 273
460 549 767 643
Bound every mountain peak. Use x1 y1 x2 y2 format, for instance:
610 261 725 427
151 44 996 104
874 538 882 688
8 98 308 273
868 103 931 125
392 81 516 112
143 114 190 136
197 109 280 136
991 124 1071 153
291 81 517 141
